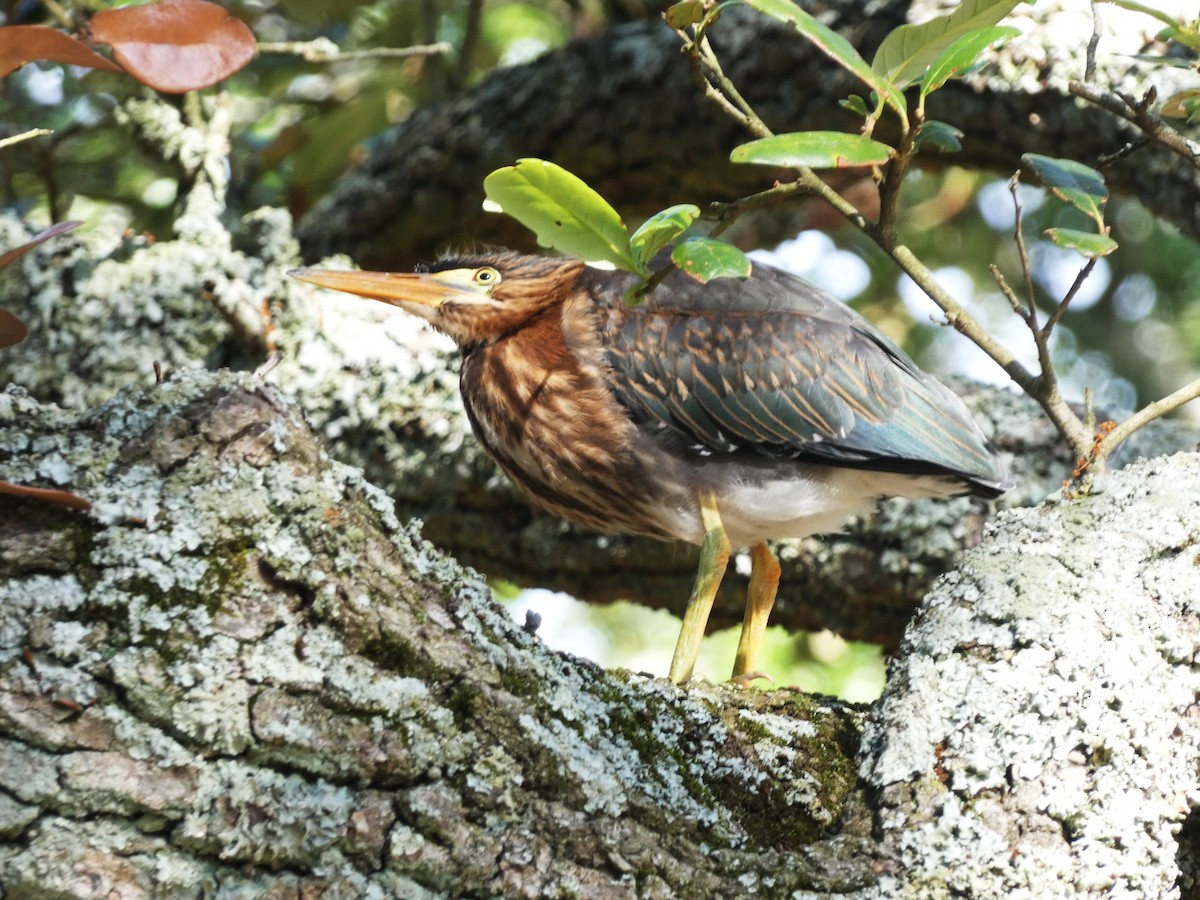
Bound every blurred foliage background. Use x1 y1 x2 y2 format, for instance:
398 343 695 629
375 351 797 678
3 0 1198 699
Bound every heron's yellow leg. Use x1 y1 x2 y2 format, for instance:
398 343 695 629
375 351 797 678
731 542 781 682
668 493 730 684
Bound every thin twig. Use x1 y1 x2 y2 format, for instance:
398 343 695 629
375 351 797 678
989 265 1026 315
706 180 815 238
257 39 453 63
676 24 774 140
0 129 52 150
697 36 770 137
40 0 73 28
1069 81 1200 170
1042 258 1098 337
254 351 284 379
1008 176 1037 327
1086 1 1102 82
1100 376 1200 456
1095 136 1151 167
1002 176 1094 458
453 0 486 91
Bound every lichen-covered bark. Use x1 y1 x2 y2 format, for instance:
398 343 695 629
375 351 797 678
0 370 869 896
860 454 1200 897
2 372 1199 896
296 0 1200 268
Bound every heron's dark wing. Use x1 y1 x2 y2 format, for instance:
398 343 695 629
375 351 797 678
598 263 1009 496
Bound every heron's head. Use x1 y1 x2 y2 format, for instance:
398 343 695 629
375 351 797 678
289 252 586 348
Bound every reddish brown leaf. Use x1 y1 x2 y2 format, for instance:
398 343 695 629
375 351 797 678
0 220 82 270
0 25 123 79
90 0 256 94
0 309 28 348
0 480 92 512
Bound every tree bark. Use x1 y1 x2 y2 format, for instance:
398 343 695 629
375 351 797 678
2 370 1198 896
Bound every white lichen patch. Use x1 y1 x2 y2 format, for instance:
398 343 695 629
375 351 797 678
517 712 629 817
181 759 357 865
861 453 1200 896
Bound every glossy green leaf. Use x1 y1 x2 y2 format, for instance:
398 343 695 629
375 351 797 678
1022 153 1108 224
744 0 904 116
671 238 752 283
919 25 1020 97
872 0 1020 88
731 131 894 168
1044 228 1118 258
914 120 964 152
630 205 700 272
483 159 637 270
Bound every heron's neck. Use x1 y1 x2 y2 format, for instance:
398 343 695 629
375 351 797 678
460 304 574 424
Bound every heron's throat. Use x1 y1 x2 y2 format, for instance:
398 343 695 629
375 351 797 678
462 306 574 419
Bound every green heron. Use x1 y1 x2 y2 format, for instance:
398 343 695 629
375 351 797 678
290 252 1010 684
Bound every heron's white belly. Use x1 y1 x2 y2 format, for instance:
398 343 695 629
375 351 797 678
659 466 966 548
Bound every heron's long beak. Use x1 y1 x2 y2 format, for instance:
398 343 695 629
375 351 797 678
288 268 456 308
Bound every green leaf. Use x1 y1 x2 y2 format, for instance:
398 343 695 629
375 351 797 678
1163 89 1200 121
664 0 706 28
671 238 752 283
1044 228 1119 258
840 94 871 116
630 204 700 271
919 25 1020 98
743 0 904 117
1097 0 1179 28
483 159 637 270
1021 153 1109 224
872 0 1021 88
731 131 894 168
914 120 964 152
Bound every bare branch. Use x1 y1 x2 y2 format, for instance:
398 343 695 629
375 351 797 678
1069 81 1200 170
0 129 52 151
1042 258 1098 337
1008 175 1038 326
989 264 1026 315
257 39 452 63
1086 1 1102 82
676 25 774 140
706 180 815 238
1100 376 1200 459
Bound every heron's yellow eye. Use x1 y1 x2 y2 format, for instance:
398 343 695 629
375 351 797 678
474 267 501 287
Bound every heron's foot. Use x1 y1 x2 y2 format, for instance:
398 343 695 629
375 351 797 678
728 670 775 689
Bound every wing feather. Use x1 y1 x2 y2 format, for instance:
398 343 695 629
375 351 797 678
597 261 1009 494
